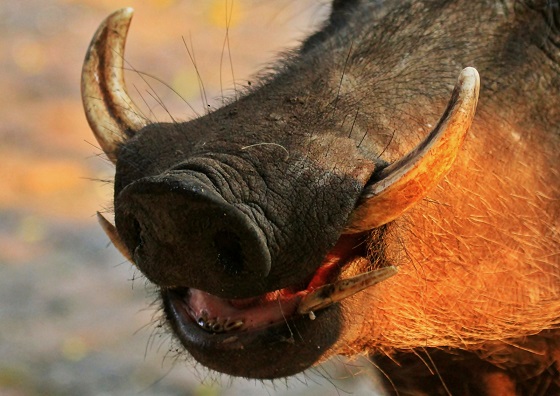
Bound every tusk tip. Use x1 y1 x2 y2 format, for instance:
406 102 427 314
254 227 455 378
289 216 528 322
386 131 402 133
460 66 478 78
385 265 398 275
458 67 480 91
111 7 135 20
96 212 135 264
96 211 115 235
96 211 107 224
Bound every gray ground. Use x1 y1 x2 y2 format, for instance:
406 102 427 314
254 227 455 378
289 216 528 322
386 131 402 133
0 1 385 394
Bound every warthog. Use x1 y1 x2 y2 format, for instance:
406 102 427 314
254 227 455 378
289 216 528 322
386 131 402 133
81 0 559 394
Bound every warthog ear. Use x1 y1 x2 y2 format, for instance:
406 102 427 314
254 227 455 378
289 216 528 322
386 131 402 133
81 8 146 164
344 67 480 233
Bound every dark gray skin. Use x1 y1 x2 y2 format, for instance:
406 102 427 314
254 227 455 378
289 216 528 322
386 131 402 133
84 0 559 394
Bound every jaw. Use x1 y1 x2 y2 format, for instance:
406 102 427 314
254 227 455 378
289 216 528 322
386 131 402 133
162 288 343 379
159 232 386 379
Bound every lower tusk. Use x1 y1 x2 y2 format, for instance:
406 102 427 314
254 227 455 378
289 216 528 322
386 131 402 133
97 212 133 263
297 265 397 315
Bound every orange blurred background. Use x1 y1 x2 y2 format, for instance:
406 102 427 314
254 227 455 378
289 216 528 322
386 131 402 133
0 1 382 395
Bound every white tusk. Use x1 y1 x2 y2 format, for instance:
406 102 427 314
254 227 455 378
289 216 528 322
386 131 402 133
344 67 480 232
81 8 147 164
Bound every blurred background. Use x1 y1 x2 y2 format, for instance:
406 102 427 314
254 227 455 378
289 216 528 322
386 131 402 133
0 1 383 394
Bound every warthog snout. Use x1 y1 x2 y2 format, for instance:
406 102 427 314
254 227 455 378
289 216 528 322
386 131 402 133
115 172 272 298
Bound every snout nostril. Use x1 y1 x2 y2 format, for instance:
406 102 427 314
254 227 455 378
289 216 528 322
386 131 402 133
213 230 244 276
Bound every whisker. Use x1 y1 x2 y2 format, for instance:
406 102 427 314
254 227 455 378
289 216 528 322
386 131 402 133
182 35 210 113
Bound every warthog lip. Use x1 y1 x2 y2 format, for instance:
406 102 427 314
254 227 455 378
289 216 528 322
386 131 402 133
162 262 338 378
162 282 344 378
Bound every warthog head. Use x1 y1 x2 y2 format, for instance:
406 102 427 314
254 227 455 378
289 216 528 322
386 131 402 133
81 0 560 389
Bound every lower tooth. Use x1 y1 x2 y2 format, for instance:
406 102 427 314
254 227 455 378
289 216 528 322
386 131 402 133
204 320 215 331
195 315 244 333
224 319 244 331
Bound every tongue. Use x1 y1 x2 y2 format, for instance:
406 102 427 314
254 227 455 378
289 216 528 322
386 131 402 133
188 288 303 332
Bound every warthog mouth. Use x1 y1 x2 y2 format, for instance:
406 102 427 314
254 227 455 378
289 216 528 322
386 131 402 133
160 233 397 378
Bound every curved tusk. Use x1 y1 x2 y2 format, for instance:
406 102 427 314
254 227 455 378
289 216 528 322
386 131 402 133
97 212 134 263
344 67 480 233
81 8 146 164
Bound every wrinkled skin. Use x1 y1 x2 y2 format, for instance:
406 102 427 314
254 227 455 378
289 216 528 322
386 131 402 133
83 0 559 394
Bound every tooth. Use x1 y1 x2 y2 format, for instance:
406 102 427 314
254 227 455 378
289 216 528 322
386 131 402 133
224 319 244 331
203 319 215 331
212 321 224 333
196 310 209 328
297 266 398 315
196 315 244 333
222 318 231 330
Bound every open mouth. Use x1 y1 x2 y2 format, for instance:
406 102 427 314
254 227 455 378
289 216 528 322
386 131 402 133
164 233 397 339
166 260 337 337
97 212 397 377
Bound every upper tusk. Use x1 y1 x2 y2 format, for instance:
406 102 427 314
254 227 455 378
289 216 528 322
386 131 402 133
81 8 147 164
97 212 134 263
344 67 480 232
